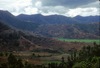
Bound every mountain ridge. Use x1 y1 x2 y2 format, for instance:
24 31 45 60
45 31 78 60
0 10 40 31
0 10 99 39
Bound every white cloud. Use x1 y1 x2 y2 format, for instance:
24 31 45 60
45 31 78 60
0 0 38 15
37 6 69 16
0 0 99 17
66 7 99 17
24 7 38 14
35 1 42 7
41 12 59 16
0 0 32 9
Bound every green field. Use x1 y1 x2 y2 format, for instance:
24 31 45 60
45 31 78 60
58 38 100 44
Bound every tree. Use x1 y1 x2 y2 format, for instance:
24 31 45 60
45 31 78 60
16 58 24 68
0 52 3 56
61 57 65 63
8 53 17 68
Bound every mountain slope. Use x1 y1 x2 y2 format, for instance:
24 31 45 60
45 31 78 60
34 23 100 39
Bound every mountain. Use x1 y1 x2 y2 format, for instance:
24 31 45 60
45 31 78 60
17 14 100 24
0 21 36 51
16 13 100 39
0 21 10 31
0 21 54 51
34 23 100 39
44 15 79 24
0 21 90 52
0 10 99 39
16 14 79 24
0 10 39 31
73 15 100 23
16 14 47 24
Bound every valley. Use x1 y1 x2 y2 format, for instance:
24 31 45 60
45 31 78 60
0 10 100 68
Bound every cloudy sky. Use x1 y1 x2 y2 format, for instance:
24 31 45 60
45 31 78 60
0 0 99 17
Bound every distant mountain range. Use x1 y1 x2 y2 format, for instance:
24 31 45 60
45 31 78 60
0 10 99 39
74 15 100 23
17 14 100 24
16 14 79 24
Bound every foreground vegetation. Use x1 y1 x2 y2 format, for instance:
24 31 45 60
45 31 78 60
0 42 100 68
58 38 100 44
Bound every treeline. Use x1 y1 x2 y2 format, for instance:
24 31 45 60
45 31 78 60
67 42 100 68
0 42 100 68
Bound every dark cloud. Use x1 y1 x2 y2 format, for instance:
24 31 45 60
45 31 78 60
82 1 99 8
41 0 97 8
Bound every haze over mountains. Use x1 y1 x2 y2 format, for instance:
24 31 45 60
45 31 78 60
0 10 100 39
